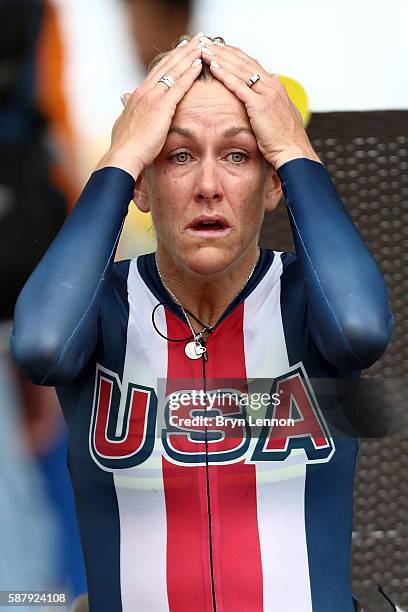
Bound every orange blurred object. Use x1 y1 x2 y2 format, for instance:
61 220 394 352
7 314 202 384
36 1 80 207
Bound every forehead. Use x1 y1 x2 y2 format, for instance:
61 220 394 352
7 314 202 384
170 79 250 131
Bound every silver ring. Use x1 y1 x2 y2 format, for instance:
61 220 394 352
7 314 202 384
248 73 261 87
158 74 174 89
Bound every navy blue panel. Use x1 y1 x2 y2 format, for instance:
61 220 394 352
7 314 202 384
305 437 358 612
280 252 315 369
55 258 131 612
280 251 359 611
10 167 135 386
58 374 123 612
277 158 394 369
97 259 131 372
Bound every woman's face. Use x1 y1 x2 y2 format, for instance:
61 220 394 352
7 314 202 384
137 78 280 276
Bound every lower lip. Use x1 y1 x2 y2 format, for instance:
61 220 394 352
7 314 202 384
186 226 232 238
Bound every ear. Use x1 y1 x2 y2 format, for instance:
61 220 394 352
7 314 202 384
264 167 282 214
133 171 151 213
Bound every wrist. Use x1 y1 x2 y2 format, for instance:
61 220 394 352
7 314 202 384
273 147 322 171
95 148 144 181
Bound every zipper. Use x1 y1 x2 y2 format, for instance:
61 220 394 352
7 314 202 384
202 340 217 612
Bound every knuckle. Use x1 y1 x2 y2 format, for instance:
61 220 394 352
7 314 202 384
132 87 145 101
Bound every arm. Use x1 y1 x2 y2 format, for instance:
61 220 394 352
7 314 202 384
10 167 135 385
276 157 394 370
197 42 394 369
10 34 208 385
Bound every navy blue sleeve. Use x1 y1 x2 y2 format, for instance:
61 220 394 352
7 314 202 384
276 157 394 370
10 166 135 385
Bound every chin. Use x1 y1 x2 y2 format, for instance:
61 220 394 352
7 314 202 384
181 245 235 277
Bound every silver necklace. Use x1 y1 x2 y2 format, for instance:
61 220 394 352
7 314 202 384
155 247 261 360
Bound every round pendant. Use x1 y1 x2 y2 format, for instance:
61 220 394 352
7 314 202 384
185 341 206 360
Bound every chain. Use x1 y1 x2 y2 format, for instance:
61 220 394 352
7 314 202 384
155 247 261 344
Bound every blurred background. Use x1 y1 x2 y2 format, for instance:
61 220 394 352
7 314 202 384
0 0 406 610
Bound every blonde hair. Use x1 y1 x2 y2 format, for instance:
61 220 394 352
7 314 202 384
148 34 226 79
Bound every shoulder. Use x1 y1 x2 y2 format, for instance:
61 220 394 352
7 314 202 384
111 259 132 284
274 250 307 309
279 251 298 272
267 250 302 280
99 259 133 325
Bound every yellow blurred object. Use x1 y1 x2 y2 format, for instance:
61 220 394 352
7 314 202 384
118 203 156 259
277 75 310 127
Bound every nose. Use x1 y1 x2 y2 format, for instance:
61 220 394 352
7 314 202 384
193 159 223 204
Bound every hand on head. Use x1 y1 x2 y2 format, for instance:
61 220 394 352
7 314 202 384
96 32 206 179
198 41 320 169
96 33 320 180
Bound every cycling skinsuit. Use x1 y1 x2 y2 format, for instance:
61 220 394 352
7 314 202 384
10 158 394 611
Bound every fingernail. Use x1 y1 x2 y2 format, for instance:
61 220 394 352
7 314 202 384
210 60 220 69
201 46 214 55
192 58 202 67
194 31 205 38
120 94 126 106
213 41 225 46
177 39 188 47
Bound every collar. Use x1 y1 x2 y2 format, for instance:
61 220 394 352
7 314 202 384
137 247 275 329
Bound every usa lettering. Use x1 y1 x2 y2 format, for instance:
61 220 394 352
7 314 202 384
90 363 335 469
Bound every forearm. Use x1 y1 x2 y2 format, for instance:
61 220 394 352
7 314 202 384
276 157 394 369
10 166 135 385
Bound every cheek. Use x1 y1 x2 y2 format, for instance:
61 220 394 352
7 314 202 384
155 166 192 201
225 176 266 224
149 181 189 241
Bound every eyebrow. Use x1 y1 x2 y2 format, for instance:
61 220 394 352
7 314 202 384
168 126 254 138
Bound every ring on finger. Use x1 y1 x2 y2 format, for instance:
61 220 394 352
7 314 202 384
158 74 175 88
248 73 261 87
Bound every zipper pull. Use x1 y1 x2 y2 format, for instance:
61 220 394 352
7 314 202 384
201 337 208 361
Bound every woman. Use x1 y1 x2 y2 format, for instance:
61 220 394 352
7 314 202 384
11 33 394 612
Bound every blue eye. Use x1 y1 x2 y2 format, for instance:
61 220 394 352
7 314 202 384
170 151 190 164
228 151 248 163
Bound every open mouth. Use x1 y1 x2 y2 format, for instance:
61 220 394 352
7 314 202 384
187 218 231 237
193 220 225 231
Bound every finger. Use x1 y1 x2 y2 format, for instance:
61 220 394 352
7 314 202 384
126 38 205 108
153 45 205 93
211 43 261 67
163 58 204 104
144 34 210 89
140 49 202 99
206 44 279 83
201 51 268 94
207 60 257 106
202 45 265 77
149 39 215 97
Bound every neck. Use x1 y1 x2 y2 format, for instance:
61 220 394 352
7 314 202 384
155 243 260 332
